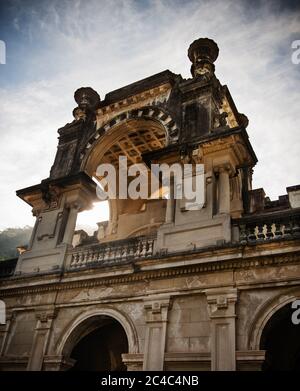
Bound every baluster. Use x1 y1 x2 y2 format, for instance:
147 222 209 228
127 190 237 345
86 251 91 265
77 252 83 267
265 223 274 239
107 247 114 261
83 251 89 266
292 220 300 235
91 252 98 264
75 253 80 267
283 221 292 237
111 246 117 261
134 241 141 258
140 241 147 257
257 224 265 240
97 249 104 262
109 247 114 261
71 253 77 268
274 222 283 238
239 224 247 244
115 246 121 260
128 245 135 258
247 224 257 241
121 245 128 259
104 246 111 261
146 240 153 256
90 252 94 264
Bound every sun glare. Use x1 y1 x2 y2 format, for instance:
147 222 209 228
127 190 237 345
76 201 109 235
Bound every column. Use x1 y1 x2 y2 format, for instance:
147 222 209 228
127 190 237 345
62 203 80 245
214 164 231 214
0 311 15 356
205 288 237 371
27 308 57 371
143 296 171 370
165 177 175 223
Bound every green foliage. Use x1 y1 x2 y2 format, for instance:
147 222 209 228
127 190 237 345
0 226 32 261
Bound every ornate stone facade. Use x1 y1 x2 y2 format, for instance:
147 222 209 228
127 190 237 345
0 38 300 371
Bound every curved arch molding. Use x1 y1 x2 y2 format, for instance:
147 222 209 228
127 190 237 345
55 306 140 358
80 106 180 162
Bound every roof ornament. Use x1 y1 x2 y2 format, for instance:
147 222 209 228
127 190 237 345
73 87 101 121
188 37 219 80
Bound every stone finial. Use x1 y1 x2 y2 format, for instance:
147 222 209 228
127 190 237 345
188 37 219 79
74 87 100 113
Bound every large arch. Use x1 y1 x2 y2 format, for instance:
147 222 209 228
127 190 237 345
80 106 179 173
247 288 300 351
247 287 300 350
78 109 175 241
55 307 139 370
259 301 300 370
246 287 300 370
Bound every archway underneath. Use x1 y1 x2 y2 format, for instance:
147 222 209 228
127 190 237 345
260 302 300 371
68 316 128 371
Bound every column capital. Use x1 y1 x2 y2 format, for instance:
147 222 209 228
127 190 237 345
64 201 82 211
35 307 58 328
4 310 16 323
144 296 172 323
213 163 234 176
204 288 238 318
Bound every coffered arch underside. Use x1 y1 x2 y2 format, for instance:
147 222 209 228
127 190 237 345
80 107 180 176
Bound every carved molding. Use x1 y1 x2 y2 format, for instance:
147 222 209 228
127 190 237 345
82 106 180 162
37 212 63 241
144 297 172 323
205 288 238 318
1 250 300 297
35 308 58 323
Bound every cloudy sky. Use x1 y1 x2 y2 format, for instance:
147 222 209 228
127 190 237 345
0 0 299 232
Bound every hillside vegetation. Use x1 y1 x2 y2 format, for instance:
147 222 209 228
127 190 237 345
0 227 32 260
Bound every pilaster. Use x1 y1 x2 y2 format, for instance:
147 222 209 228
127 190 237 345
143 296 171 370
27 308 57 371
0 311 15 357
205 288 238 371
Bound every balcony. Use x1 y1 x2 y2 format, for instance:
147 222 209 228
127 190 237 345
1 209 300 278
69 235 156 270
232 209 300 244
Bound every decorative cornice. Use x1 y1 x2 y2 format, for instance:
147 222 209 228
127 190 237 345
0 249 300 297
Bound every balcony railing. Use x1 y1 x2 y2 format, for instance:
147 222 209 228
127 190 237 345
232 209 300 244
69 235 155 270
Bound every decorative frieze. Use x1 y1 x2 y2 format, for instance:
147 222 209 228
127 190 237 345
1 247 300 297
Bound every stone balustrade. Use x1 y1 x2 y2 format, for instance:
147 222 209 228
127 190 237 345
69 235 155 270
233 210 300 244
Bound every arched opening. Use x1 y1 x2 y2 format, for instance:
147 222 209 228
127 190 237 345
65 315 129 371
260 302 300 371
78 117 169 242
